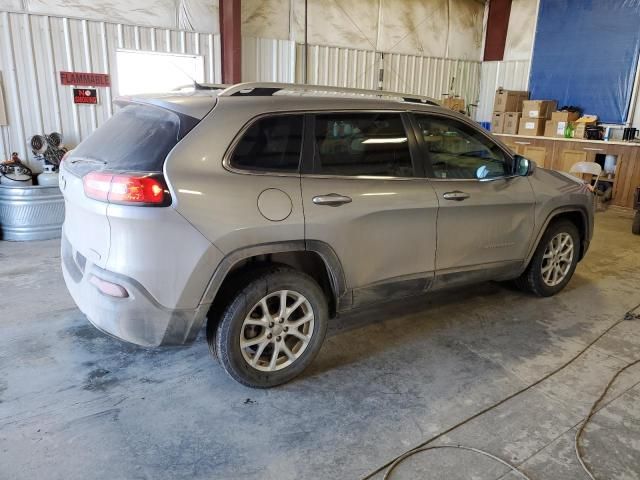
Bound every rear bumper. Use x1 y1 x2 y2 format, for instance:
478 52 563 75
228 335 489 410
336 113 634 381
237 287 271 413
61 232 207 347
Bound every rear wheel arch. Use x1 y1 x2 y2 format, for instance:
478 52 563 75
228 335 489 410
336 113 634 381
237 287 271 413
203 242 347 345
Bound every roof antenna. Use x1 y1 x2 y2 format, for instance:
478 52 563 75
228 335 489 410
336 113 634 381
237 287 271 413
167 59 202 91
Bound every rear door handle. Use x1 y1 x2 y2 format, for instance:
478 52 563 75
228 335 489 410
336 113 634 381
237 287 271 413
312 193 352 207
442 191 470 201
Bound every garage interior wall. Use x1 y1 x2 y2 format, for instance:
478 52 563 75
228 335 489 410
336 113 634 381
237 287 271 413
244 0 483 108
477 0 640 127
476 0 536 122
1 0 487 161
0 1 222 161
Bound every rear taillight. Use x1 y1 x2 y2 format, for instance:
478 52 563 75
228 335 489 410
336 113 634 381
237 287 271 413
83 171 169 206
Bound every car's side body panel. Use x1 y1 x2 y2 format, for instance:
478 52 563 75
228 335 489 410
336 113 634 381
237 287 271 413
526 167 594 260
429 176 536 272
301 175 439 292
164 99 306 255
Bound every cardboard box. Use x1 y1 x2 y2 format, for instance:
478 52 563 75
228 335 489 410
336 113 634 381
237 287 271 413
544 120 571 138
522 100 557 119
518 117 545 136
503 112 521 134
573 124 586 139
493 89 529 112
573 116 598 139
491 112 505 134
551 110 580 123
443 97 465 112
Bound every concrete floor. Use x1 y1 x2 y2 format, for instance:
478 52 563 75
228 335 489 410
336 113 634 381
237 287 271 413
1 208 640 480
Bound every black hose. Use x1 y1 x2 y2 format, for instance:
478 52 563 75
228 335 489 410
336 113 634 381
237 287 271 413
361 302 640 480
0 162 33 182
575 358 640 480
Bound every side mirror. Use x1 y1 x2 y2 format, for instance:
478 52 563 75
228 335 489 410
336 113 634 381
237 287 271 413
514 155 536 176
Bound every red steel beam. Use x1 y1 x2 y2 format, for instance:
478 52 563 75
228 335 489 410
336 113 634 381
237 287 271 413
484 0 512 61
219 0 242 83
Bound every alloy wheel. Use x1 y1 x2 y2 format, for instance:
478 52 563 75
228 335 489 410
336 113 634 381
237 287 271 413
240 290 315 372
541 232 574 287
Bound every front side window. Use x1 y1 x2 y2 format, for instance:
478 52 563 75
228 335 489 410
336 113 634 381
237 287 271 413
230 115 303 172
313 113 414 177
415 115 509 180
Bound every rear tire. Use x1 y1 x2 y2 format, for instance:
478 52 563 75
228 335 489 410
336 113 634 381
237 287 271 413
213 266 328 388
633 212 640 235
515 220 580 297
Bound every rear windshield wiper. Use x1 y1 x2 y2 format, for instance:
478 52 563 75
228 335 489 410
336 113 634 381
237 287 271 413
69 158 107 166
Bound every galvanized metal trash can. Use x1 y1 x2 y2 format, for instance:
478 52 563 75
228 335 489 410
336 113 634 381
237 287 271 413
0 184 64 241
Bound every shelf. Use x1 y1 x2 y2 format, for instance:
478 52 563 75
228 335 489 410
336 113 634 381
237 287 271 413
495 133 640 148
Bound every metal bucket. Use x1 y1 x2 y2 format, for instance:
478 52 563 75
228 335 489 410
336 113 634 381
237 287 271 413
0 184 64 241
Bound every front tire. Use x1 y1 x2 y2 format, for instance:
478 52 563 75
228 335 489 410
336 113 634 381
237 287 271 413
213 267 328 388
516 220 580 297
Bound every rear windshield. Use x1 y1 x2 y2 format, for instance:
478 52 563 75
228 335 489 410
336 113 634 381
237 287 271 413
68 104 187 175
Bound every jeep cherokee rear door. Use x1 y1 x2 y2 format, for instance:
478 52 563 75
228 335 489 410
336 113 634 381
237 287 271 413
301 111 439 306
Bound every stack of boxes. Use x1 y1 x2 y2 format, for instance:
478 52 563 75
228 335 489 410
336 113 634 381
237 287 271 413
518 100 557 136
491 89 529 134
544 110 580 138
490 88 595 140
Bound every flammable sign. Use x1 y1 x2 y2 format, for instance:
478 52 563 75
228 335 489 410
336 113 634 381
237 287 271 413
73 88 98 105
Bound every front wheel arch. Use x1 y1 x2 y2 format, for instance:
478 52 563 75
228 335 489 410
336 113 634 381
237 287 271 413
526 208 589 266
516 219 581 296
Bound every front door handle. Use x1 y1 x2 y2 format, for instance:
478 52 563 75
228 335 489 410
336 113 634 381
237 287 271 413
312 193 353 207
442 191 470 201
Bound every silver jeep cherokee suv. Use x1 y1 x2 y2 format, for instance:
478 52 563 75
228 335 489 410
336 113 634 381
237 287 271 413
61 82 594 388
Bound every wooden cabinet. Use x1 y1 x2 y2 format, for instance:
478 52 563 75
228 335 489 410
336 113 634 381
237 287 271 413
501 137 554 169
495 134 640 209
613 148 640 207
552 143 587 173
522 146 549 168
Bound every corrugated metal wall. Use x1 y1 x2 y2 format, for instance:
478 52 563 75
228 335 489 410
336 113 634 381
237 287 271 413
381 53 481 108
477 60 531 122
295 44 380 90
0 11 221 163
294 43 481 109
242 37 295 83
1 11 490 164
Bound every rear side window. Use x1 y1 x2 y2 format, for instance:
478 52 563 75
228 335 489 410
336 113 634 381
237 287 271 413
313 113 414 177
230 115 303 172
69 104 183 174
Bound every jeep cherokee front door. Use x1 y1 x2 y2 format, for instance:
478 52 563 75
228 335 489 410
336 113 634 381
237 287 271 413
412 113 536 288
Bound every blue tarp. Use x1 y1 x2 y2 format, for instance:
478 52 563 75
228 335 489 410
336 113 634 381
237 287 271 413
529 0 640 124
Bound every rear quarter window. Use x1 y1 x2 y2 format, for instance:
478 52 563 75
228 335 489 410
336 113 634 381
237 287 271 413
229 115 303 173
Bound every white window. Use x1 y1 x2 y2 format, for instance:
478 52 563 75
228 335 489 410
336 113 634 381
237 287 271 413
116 50 205 95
